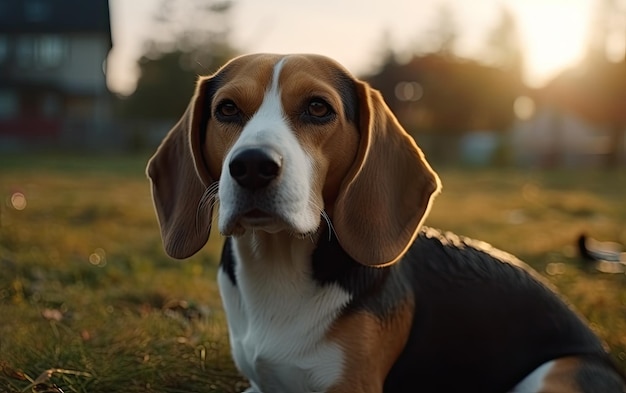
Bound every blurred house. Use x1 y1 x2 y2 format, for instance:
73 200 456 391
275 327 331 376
0 0 112 151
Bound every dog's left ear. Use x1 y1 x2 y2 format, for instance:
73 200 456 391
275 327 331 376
146 77 215 259
334 81 441 266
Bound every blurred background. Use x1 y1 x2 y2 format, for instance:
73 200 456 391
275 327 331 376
1 2 625 391
1 0 625 168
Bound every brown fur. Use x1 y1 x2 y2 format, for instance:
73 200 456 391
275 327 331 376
146 87 214 259
333 82 440 266
539 357 585 393
326 299 415 392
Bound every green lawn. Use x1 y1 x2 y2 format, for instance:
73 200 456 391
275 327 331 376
1 154 625 392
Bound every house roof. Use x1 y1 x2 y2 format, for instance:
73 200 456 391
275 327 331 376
0 0 110 42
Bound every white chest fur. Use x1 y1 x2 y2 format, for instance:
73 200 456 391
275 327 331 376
218 234 351 393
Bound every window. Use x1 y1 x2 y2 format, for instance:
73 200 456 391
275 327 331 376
16 35 66 68
0 90 19 119
37 35 64 67
0 35 7 63
17 36 34 67
41 93 61 117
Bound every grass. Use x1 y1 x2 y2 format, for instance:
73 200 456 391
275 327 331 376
0 154 625 392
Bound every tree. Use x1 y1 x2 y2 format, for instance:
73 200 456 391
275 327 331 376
484 5 524 82
414 3 459 56
586 0 626 63
583 0 626 166
119 0 238 120
365 30 398 76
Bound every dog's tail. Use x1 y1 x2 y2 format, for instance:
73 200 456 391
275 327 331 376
578 233 625 273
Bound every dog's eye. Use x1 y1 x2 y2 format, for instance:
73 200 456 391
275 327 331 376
308 99 331 117
216 100 240 119
303 98 334 124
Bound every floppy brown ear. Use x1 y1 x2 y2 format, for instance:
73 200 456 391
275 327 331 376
146 77 215 259
334 81 441 266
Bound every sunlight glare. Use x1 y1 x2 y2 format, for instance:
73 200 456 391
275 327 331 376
511 1 592 87
606 30 626 63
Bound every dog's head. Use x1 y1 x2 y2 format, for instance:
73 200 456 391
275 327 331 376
147 53 440 266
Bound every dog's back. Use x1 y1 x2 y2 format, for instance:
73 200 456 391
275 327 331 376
384 228 624 392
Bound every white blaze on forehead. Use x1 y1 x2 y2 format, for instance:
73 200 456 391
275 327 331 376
270 57 287 95
234 57 288 146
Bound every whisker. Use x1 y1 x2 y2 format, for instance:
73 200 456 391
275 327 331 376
195 181 220 236
320 210 336 242
199 182 219 210
309 200 336 242
208 197 220 213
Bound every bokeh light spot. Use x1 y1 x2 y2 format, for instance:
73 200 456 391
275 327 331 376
546 262 566 276
89 248 107 267
513 96 535 120
10 192 27 210
395 81 423 102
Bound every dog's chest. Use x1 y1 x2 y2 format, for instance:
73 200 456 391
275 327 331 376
218 243 351 392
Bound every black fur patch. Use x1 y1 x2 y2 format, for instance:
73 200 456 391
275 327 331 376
219 238 237 286
333 70 359 125
383 228 611 392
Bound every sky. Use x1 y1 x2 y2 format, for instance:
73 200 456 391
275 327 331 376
107 0 603 96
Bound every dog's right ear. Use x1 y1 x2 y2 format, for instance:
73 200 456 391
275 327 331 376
146 76 216 259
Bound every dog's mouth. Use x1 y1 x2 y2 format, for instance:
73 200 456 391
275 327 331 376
241 208 274 222
223 208 286 235
221 207 319 238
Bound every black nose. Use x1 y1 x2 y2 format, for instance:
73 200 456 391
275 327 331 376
229 148 282 190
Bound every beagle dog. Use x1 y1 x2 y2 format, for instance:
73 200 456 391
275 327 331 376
147 54 626 393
